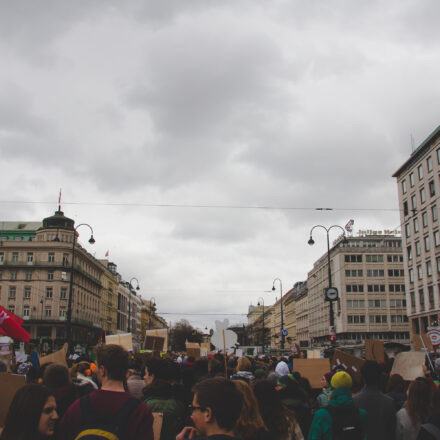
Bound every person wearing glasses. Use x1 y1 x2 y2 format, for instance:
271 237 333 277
176 378 243 440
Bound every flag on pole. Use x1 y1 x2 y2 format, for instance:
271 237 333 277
0 306 31 342
105 250 109 257
58 188 62 211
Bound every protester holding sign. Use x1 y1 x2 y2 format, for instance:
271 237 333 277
0 384 58 440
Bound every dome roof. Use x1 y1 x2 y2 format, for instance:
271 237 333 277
40 210 75 231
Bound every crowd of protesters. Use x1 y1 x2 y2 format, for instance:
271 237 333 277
0 347 440 440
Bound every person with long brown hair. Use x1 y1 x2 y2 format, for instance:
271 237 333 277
396 379 431 440
233 379 271 440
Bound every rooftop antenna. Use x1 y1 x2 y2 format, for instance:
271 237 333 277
410 133 416 153
58 188 62 212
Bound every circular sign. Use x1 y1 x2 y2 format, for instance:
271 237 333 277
325 287 338 301
281 329 288 336
428 329 440 346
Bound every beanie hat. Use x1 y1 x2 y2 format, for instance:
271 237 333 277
331 371 352 389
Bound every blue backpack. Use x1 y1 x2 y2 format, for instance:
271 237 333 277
74 394 140 440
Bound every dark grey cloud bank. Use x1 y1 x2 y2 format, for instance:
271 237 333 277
0 0 439 328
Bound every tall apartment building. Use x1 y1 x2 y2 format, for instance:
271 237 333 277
393 125 440 336
0 210 105 348
98 260 119 335
307 234 410 346
293 281 309 348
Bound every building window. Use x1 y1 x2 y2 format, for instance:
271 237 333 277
409 268 414 283
12 252 18 262
388 269 404 277
403 201 409 217
60 309 66 318
414 218 419 233
435 231 440 247
46 287 53 298
420 188 426 204
387 255 403 262
433 205 438 222
405 223 410 238
427 261 433 276
410 291 416 307
60 288 67 299
10 271 17 280
62 254 69 266
47 271 54 281
345 269 363 277
367 269 384 277
424 235 430 252
344 255 363 262
427 156 433 172
8 287 16 299
422 211 428 228
24 287 31 299
407 246 412 261
45 308 51 318
366 255 384 263
419 289 425 308
428 285 434 308
25 271 32 281
418 164 424 180
410 172 415 187
48 253 55 263
437 257 440 273
429 180 436 197
416 241 421 256
437 148 440 165
26 253 33 263
23 306 30 317
8 305 15 314
402 180 407 194
411 195 417 211
417 265 423 280
0 252 3 263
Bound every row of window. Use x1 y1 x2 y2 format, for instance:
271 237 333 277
0 252 69 264
0 270 64 281
348 314 409 324
7 304 66 318
5 286 68 300
346 299 406 308
408 259 438 282
344 254 404 263
401 152 439 195
343 241 401 248
345 269 404 277
346 284 405 293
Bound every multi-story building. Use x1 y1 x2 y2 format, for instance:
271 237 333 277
98 260 119 335
307 234 410 346
0 210 104 349
393 125 440 336
284 288 297 348
293 281 309 348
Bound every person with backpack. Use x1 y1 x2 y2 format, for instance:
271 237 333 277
58 344 154 440
354 360 396 440
417 388 440 440
307 371 367 440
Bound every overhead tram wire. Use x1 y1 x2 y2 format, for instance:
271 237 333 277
0 199 402 212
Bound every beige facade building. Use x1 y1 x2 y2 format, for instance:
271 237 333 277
307 234 410 346
293 281 309 347
0 210 104 348
98 260 119 335
393 126 440 337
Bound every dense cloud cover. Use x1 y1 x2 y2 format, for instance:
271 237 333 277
1 0 439 329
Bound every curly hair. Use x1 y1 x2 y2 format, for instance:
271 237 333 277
236 357 252 372
233 379 267 440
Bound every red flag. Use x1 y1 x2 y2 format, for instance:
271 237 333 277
105 250 109 257
58 188 62 204
0 306 30 342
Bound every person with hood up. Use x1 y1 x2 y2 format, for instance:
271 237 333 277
308 371 367 440
275 360 290 377
230 357 255 383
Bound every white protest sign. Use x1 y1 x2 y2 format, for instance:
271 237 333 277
210 319 238 351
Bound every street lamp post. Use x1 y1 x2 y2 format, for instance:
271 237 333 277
66 224 95 354
257 297 265 353
308 225 347 346
272 278 285 350
128 278 140 333
148 297 156 330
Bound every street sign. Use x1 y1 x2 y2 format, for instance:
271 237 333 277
329 326 336 342
281 329 288 336
324 287 338 301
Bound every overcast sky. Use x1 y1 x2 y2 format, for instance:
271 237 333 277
1 0 439 331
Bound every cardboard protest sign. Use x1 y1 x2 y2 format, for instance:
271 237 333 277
0 372 26 425
186 342 201 360
201 342 211 353
152 412 163 440
391 351 425 381
332 349 365 383
307 350 321 359
365 340 385 363
105 333 133 352
145 336 165 352
145 329 168 351
210 319 237 351
39 343 68 367
236 348 243 358
0 343 12 372
411 333 434 352
293 358 331 389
